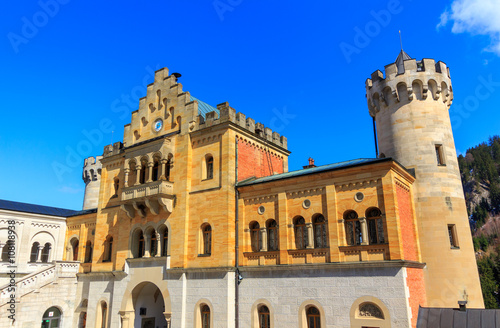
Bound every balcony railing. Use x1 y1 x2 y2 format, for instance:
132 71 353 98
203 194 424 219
120 180 175 218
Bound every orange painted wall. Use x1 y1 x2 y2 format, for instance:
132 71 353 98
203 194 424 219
237 139 283 181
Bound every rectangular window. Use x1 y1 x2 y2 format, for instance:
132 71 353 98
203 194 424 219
436 145 445 166
448 224 459 248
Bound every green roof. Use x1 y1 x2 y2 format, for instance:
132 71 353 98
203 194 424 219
190 95 219 118
236 158 392 187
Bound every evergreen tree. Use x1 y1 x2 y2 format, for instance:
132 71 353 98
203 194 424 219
477 256 499 308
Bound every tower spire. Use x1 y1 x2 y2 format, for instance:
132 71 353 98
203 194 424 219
399 30 403 52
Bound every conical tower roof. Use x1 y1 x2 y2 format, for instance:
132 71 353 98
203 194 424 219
395 50 411 74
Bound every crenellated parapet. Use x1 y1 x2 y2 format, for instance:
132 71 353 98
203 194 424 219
82 156 103 184
102 142 124 158
365 58 453 118
190 101 288 150
82 155 103 210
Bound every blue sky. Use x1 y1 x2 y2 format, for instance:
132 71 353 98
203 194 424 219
1 0 500 210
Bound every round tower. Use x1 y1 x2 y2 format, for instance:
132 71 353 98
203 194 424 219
366 52 484 308
82 156 102 210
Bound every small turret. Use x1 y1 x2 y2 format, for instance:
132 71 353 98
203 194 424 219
82 156 102 210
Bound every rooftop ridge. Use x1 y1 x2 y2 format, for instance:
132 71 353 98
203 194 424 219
0 199 78 217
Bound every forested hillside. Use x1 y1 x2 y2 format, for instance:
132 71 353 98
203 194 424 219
457 136 500 308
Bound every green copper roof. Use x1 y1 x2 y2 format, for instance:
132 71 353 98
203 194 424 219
190 95 219 118
236 158 392 187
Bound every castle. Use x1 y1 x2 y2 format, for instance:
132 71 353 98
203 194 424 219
0 51 483 328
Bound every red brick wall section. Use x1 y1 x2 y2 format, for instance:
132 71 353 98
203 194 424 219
396 183 418 261
237 139 283 181
407 267 426 328
396 182 426 327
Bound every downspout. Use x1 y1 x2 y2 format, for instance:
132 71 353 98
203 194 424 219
372 117 379 158
235 137 239 328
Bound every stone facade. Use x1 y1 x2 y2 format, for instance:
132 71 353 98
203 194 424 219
0 207 67 287
0 52 484 328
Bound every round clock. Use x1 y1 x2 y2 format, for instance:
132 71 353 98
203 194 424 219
153 119 163 132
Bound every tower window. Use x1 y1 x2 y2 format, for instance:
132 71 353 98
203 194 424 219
435 144 446 166
206 156 214 180
448 224 459 248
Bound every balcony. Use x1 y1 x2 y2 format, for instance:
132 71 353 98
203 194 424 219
120 180 175 218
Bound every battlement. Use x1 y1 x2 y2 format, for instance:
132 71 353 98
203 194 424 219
191 101 288 150
102 142 124 158
82 156 102 183
366 58 453 117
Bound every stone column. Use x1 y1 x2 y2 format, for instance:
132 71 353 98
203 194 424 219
306 223 314 249
146 162 154 183
36 245 44 262
156 232 161 257
260 227 268 252
359 217 369 245
159 159 168 180
135 165 142 186
124 168 130 187
164 312 172 328
119 310 135 328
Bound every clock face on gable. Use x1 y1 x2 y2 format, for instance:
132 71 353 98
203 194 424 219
153 119 163 132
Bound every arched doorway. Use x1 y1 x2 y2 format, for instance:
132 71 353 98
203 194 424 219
40 306 62 328
133 282 168 328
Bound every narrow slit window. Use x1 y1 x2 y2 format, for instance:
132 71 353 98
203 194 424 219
448 224 459 248
436 144 445 166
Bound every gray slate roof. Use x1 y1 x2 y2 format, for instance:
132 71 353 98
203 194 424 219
236 158 391 187
417 307 500 328
395 50 412 74
0 199 96 217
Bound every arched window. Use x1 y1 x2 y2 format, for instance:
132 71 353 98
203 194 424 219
150 231 157 257
306 307 321 328
344 211 361 246
104 236 113 262
72 239 79 261
313 215 327 248
203 225 212 255
128 161 137 186
41 243 51 263
366 208 385 244
100 301 108 328
152 159 159 181
138 232 145 258
267 220 278 251
250 222 261 252
258 305 271 328
204 155 214 180
1 240 14 262
358 302 384 319
41 306 62 328
162 228 169 257
294 217 308 249
201 304 210 328
85 241 93 263
139 161 147 184
30 242 39 262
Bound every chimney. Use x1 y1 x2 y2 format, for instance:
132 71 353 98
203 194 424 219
303 157 317 169
458 300 467 312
